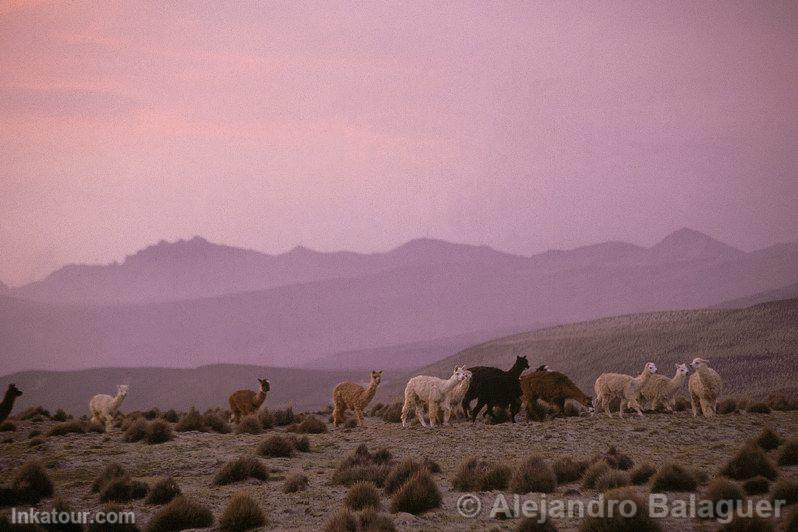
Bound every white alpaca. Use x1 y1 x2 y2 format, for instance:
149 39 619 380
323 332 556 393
444 377 472 419
593 362 657 418
640 363 689 412
89 384 129 427
688 357 723 417
401 366 471 427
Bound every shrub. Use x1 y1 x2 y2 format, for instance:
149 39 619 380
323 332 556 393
270 406 294 426
289 435 311 453
145 496 214 531
234 415 262 435
144 420 174 444
772 479 798 506
721 443 778 480
718 516 775 532
553 457 588 484
594 470 631 491
256 409 274 429
673 396 691 412
381 402 403 423
358 509 396 531
100 478 149 503
717 399 739 415
219 492 266 531
123 419 148 442
87 503 141 531
203 413 231 434
17 406 50 420
452 457 511 491
48 497 83 532
258 435 294 458
324 507 358 532
743 476 770 495
389 470 441 514
600 446 634 470
581 461 611 490
755 428 782 451
48 420 88 437
650 463 697 492
213 457 269 486
288 416 327 434
344 418 358 429
11 461 54 504
86 420 106 433
788 506 798 532
345 481 381 511
0 422 16 432
768 393 798 411
511 455 557 494
579 487 661 532
631 463 656 485
161 409 179 423
143 409 159 420
517 516 559 532
746 403 771 414
146 477 181 505
91 463 127 493
332 445 390 487
385 459 424 494
28 429 41 438
422 458 442 474
703 478 745 519
174 407 207 432
778 438 798 466
283 473 309 493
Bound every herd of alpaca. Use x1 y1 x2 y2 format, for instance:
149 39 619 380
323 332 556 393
0 357 725 429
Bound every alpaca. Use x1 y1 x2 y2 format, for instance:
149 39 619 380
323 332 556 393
89 384 129 427
520 369 592 421
0 384 22 424
401 366 471 427
593 362 657 418
640 363 689 412
688 357 723 417
229 378 270 423
332 370 382 427
463 355 530 423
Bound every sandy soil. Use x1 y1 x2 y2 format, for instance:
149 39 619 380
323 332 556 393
1 410 797 531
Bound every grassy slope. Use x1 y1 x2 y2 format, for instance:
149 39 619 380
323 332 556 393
379 298 798 402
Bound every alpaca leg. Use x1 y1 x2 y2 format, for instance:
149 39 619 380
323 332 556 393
510 399 520 423
470 399 486 423
442 403 452 426
699 398 713 418
414 399 428 427
332 398 345 427
690 393 700 417
428 402 438 428
617 399 625 418
354 408 365 427
401 392 414 428
630 398 644 417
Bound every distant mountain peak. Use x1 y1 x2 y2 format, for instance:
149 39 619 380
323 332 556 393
649 228 742 262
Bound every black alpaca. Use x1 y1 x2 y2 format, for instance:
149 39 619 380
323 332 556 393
462 356 529 423
0 384 23 424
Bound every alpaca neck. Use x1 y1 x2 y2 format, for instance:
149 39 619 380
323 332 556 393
509 363 526 378
253 390 267 408
0 390 16 418
439 376 462 396
670 372 687 388
110 392 126 411
636 369 653 386
360 381 379 404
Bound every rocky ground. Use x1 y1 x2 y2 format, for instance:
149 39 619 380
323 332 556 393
1 410 797 531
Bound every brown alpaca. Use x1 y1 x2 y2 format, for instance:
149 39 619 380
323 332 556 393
520 370 592 421
0 384 22 424
229 378 270 423
332 370 382 427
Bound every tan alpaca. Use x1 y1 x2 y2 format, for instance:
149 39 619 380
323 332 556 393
332 370 382 427
229 378 270 423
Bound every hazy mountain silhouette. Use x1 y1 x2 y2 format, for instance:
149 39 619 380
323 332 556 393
2 230 797 374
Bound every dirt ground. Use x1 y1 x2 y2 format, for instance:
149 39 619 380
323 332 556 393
1 410 797 531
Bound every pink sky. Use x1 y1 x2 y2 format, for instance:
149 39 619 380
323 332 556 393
1 1 797 286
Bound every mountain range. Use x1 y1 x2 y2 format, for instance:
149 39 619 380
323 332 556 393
1 228 797 374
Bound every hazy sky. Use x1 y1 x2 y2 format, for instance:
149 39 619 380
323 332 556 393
1 1 797 286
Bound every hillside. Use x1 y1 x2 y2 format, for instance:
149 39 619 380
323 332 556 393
713 282 798 309
0 364 362 415
378 298 798 402
2 231 797 373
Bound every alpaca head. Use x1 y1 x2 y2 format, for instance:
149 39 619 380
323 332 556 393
452 366 471 382
370 370 383 385
514 356 530 371
117 384 129 397
690 357 709 369
6 384 22 399
674 363 689 376
643 362 657 375
258 378 270 393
